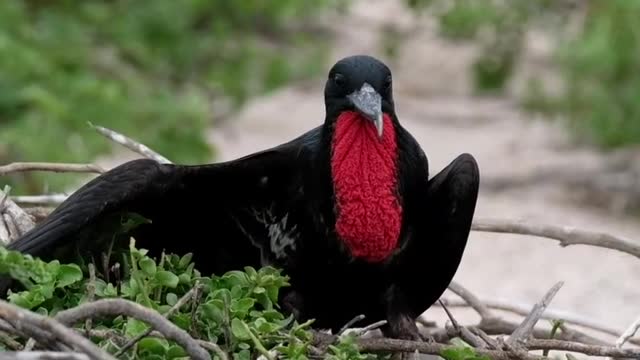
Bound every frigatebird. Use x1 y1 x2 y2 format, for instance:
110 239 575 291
3 55 479 341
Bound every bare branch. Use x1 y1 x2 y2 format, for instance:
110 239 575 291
355 337 546 360
616 315 640 348
90 123 172 164
114 282 203 357
338 314 366 336
0 186 9 211
528 339 640 358
0 162 104 176
22 207 55 223
0 187 35 241
197 340 229 360
0 352 91 360
0 330 23 350
84 264 96 337
472 218 640 259
0 213 10 245
11 195 67 206
446 282 495 320
0 300 115 360
439 300 487 349
350 332 640 359
55 298 209 360
434 283 608 346
477 317 609 346
437 296 634 342
507 281 564 346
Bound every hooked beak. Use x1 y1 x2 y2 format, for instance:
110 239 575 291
347 82 383 138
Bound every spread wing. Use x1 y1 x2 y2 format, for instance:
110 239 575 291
5 127 323 275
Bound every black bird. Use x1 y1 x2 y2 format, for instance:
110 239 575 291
4 55 479 341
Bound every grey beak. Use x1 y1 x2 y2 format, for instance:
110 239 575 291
347 82 383 138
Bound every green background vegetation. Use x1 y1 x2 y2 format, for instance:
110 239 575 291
407 0 640 149
0 0 337 194
2 0 640 193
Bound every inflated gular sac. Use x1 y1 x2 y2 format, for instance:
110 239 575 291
330 111 402 262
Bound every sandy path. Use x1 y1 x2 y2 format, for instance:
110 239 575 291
206 0 640 340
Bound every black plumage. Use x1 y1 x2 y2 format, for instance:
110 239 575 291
3 55 480 340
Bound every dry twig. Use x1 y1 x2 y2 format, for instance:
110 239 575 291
0 352 91 359
12 195 68 206
446 282 494 320
89 123 172 164
0 186 35 242
197 340 230 360
84 264 96 337
472 218 640 260
22 207 54 223
507 281 564 346
528 338 640 357
0 162 104 176
433 282 610 346
616 315 640 348
338 314 366 336
55 298 209 360
439 300 486 348
0 300 115 360
114 282 203 357
437 296 636 342
356 337 546 360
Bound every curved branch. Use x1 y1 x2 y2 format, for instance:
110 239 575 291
0 300 114 360
472 218 640 259
54 299 210 360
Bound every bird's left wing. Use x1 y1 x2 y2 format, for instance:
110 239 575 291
390 152 480 328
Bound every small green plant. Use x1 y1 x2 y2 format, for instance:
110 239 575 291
0 237 390 359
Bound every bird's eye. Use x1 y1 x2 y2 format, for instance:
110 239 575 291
333 73 346 87
383 75 392 90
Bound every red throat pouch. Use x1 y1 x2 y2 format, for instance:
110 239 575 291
330 111 402 262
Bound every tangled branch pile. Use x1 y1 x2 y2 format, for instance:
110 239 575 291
0 125 639 360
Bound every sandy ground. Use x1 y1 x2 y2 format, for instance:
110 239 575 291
206 0 640 345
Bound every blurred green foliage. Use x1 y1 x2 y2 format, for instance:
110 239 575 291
555 1 640 148
0 0 338 194
406 0 640 150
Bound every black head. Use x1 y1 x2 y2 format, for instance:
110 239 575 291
324 55 395 137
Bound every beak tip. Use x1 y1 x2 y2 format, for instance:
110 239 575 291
376 115 384 139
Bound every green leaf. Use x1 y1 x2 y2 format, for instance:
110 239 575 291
155 271 179 288
231 318 252 340
125 318 150 337
137 337 167 355
167 345 187 358
178 253 193 268
236 349 251 360
231 298 255 315
201 300 224 323
139 257 157 277
244 266 258 279
166 293 178 306
223 271 249 288
178 273 191 285
55 264 83 288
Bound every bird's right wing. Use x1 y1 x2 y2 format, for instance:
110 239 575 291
6 126 323 263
